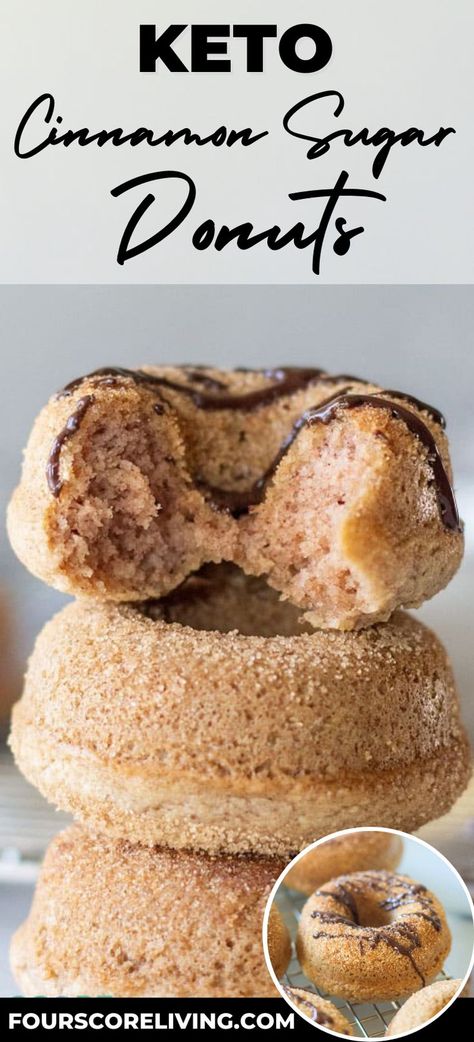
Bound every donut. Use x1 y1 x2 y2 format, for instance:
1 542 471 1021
11 826 282 998
10 568 470 855
7 365 463 630
285 831 403 895
267 904 291 978
297 870 451 1001
282 987 354 1035
386 978 465 1035
145 563 313 637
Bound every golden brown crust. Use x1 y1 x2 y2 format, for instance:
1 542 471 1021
7 374 230 601
10 587 471 855
7 366 463 629
282 987 354 1034
238 395 463 630
267 905 292 978
11 827 283 998
386 979 464 1034
285 831 403 895
297 870 451 1002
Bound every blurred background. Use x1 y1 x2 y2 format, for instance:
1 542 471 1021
0 285 473 994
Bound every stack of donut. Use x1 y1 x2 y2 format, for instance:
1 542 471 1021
7 364 471 997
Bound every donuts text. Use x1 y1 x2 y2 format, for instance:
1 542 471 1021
110 169 386 271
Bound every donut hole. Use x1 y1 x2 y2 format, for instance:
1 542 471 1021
351 892 393 928
140 564 314 637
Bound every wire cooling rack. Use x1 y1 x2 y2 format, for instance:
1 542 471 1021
278 885 451 1038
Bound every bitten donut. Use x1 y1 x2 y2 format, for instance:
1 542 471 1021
386 979 465 1035
11 826 282 998
267 905 291 978
285 831 403 895
7 365 463 630
283 987 354 1035
10 567 470 856
297 871 451 1001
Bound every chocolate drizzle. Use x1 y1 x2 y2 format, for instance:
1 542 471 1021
308 872 444 990
308 917 427 985
46 395 95 497
57 366 158 398
185 368 228 391
49 368 459 532
380 880 442 932
56 366 447 425
311 910 358 928
366 923 426 987
57 365 331 411
384 390 446 429
253 391 460 531
397 911 442 930
316 883 361 924
282 988 335 1027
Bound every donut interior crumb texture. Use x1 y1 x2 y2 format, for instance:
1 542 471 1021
238 403 461 630
45 386 227 599
7 366 464 627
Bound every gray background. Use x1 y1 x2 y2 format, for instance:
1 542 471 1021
1 285 473 735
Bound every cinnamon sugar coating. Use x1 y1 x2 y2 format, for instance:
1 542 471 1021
386 978 466 1034
11 826 282 997
10 568 471 856
7 366 463 629
297 870 451 1001
267 904 291 978
285 831 403 895
282 986 354 1034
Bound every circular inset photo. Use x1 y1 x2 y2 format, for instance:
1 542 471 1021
263 827 474 1038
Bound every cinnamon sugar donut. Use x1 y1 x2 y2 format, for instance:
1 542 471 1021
386 979 466 1035
282 987 354 1035
11 826 282 998
285 831 403 895
297 871 451 1001
7 365 463 630
267 905 291 978
10 567 470 856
